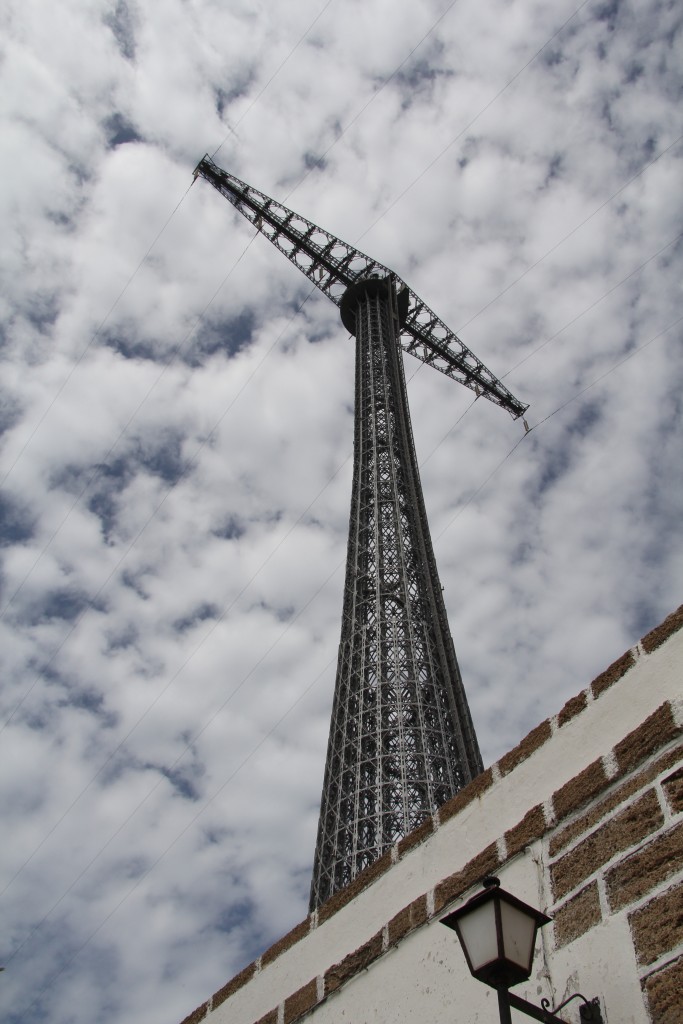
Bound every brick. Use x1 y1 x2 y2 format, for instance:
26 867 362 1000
591 649 635 699
662 767 683 814
397 815 434 858
642 954 683 1024
284 979 318 1024
549 745 683 858
211 961 257 1009
317 849 393 924
433 843 500 916
325 930 383 995
553 882 602 949
505 804 546 859
387 894 428 945
557 691 588 728
615 703 682 777
630 880 683 967
641 603 683 654
607 821 683 912
553 759 608 824
439 767 494 825
499 720 552 777
261 917 310 967
551 790 664 901
179 1004 208 1024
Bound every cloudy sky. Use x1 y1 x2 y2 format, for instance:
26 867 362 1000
1 0 681 1021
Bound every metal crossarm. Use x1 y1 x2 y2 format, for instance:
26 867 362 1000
194 156 528 419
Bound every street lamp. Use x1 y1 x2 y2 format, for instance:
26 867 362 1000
441 877 603 1024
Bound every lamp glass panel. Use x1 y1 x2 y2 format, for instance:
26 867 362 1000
457 901 499 971
500 900 537 972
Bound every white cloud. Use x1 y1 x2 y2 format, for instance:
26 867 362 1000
0 0 681 1021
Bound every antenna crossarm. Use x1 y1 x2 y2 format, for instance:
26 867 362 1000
194 155 528 419
400 294 528 418
195 155 388 306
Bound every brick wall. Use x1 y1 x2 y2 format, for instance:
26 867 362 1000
548 725 683 1020
178 603 683 1024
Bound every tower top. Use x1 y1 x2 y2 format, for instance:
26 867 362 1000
339 275 410 335
194 156 528 420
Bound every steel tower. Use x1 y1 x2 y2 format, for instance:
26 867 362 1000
194 157 527 909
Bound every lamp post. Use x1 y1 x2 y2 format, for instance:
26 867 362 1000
441 877 603 1024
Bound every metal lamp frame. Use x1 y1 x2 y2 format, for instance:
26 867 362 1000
441 878 604 1024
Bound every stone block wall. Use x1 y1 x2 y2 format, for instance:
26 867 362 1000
548 719 683 1020
177 604 683 1024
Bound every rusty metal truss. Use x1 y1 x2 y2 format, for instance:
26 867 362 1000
194 157 527 910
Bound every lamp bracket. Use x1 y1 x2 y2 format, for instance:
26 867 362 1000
507 991 604 1024
541 994 604 1023
507 992 568 1023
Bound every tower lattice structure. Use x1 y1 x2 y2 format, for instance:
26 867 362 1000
194 157 528 910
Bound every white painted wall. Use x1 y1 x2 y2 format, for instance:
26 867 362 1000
205 626 682 1024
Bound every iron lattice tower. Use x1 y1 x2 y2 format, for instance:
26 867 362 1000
194 157 528 910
